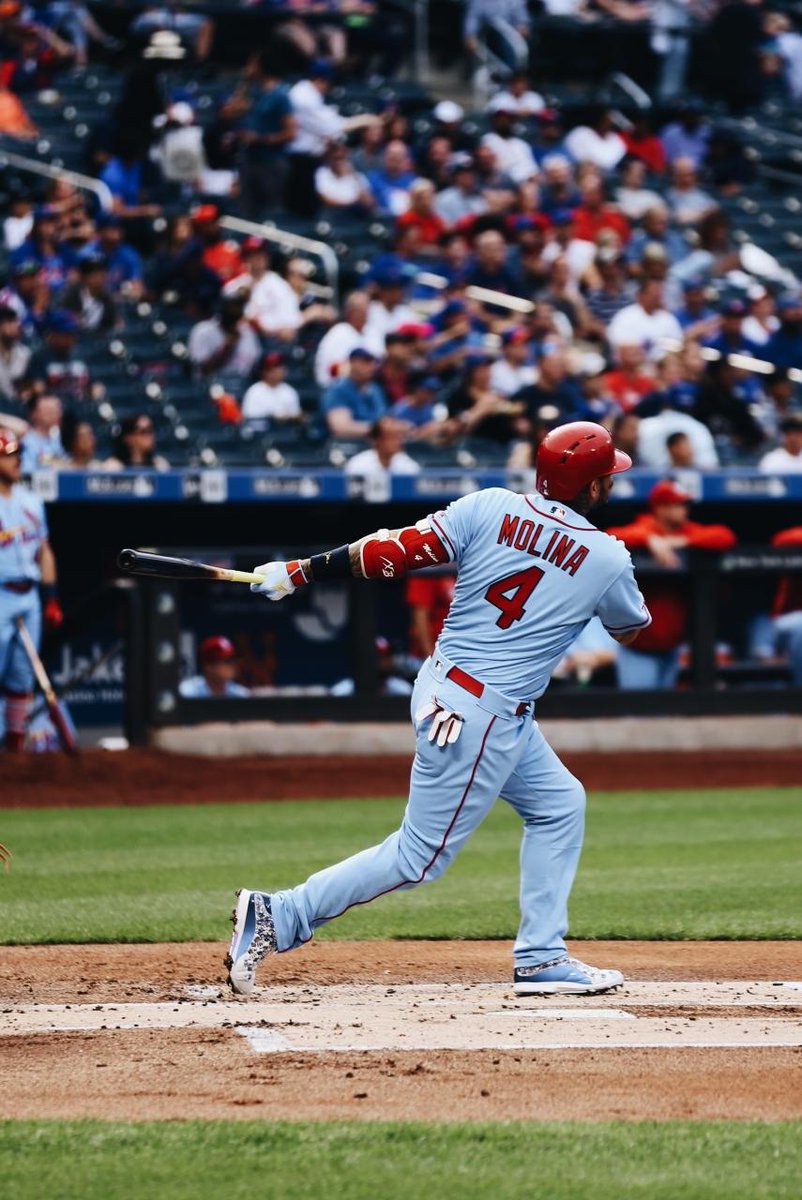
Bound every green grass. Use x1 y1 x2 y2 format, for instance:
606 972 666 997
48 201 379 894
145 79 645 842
0 1120 800 1200
0 788 800 943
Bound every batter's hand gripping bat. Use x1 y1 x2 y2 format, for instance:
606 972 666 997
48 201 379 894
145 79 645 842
14 616 79 756
118 549 265 586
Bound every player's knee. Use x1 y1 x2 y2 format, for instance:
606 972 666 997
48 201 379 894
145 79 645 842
396 824 451 884
564 776 586 822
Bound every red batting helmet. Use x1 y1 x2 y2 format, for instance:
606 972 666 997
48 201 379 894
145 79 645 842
198 636 236 664
0 428 21 456
535 421 631 503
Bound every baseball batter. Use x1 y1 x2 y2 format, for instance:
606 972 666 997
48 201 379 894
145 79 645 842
0 428 62 752
228 421 651 996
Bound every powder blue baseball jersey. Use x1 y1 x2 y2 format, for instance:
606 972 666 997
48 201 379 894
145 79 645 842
179 676 251 698
428 487 650 700
0 484 48 581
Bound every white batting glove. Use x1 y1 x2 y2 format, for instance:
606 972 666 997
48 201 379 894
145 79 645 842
415 699 464 747
250 561 296 602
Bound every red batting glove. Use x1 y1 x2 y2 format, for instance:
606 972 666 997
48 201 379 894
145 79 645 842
43 596 64 630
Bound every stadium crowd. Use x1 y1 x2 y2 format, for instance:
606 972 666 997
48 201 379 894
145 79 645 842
0 2 800 482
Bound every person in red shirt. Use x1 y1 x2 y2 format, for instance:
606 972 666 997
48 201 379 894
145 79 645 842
405 568 456 658
606 480 736 689
602 343 657 412
768 527 802 684
395 179 446 249
621 116 666 175
190 205 244 285
571 174 630 247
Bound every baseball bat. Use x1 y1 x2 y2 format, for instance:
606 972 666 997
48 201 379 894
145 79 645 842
14 617 79 756
118 549 265 585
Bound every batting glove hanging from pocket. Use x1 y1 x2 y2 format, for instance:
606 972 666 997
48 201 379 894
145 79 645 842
415 699 464 747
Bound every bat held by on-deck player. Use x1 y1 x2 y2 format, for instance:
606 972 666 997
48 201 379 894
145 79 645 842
14 616 79 756
118 549 265 586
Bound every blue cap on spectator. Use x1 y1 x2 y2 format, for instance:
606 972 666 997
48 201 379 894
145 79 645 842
417 375 439 391
349 347 377 361
465 349 495 367
45 309 79 334
369 253 408 287
720 298 746 317
33 204 58 222
309 58 334 81
682 276 705 291
96 211 122 229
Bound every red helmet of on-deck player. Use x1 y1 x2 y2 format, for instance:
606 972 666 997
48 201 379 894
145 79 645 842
535 421 632 503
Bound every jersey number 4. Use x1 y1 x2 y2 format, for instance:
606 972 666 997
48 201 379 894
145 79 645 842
485 565 545 630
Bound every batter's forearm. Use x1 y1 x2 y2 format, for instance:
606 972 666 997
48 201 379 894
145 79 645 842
296 523 450 586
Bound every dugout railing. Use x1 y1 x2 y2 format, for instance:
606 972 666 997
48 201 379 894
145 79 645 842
122 544 802 745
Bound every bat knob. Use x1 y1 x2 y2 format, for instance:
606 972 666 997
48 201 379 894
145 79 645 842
118 549 137 572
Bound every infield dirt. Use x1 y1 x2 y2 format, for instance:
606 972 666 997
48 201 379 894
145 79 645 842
2 941 801 1123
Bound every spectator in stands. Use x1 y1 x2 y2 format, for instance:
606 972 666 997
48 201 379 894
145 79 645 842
741 285 778 346
0 73 37 138
416 136 452 192
434 154 488 226
571 173 630 246
132 5 214 62
2 20 73 92
179 636 250 699
315 143 373 215
481 97 538 185
704 297 763 359
241 352 302 427
152 236 221 319
606 480 736 689
615 158 663 222
59 253 118 332
376 330 416 406
238 52 295 218
286 60 346 217
44 0 120 67
759 415 802 472
602 343 656 412
672 276 718 341
392 373 443 440
3 183 33 251
463 0 530 65
612 410 640 462
321 347 387 438
660 102 710 168
585 248 635 331
188 294 261 380
665 429 696 469
692 359 765 459
189 205 243 285
461 228 522 302
757 367 802 438
100 135 162 225
315 290 371 386
625 203 688 270
765 295 802 369
489 328 537 396
621 114 666 175
364 256 417 353
665 157 717 226
368 139 416 216
95 214 144 301
564 108 627 173
538 155 579 217
344 415 420 482
11 204 68 292
490 70 545 116
234 238 300 341
396 178 446 249
19 393 65 470
0 305 29 400
59 412 105 470
107 412 170 471
25 310 90 402
0 261 47 338
447 351 526 443
607 279 683 358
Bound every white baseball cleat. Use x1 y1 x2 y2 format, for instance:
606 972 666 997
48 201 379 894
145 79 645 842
513 955 624 996
225 889 277 995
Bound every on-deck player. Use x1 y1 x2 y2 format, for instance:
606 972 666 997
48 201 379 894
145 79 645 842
227 421 651 996
0 428 62 752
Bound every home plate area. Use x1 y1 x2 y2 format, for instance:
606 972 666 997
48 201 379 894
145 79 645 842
3 980 801 1051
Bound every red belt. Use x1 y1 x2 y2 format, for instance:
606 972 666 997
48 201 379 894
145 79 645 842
1 580 35 594
446 664 529 716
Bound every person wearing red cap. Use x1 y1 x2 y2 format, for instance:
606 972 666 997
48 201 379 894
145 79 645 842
490 327 537 397
606 480 736 689
241 354 301 425
0 427 62 751
179 636 250 698
228 420 650 999
190 205 244 286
